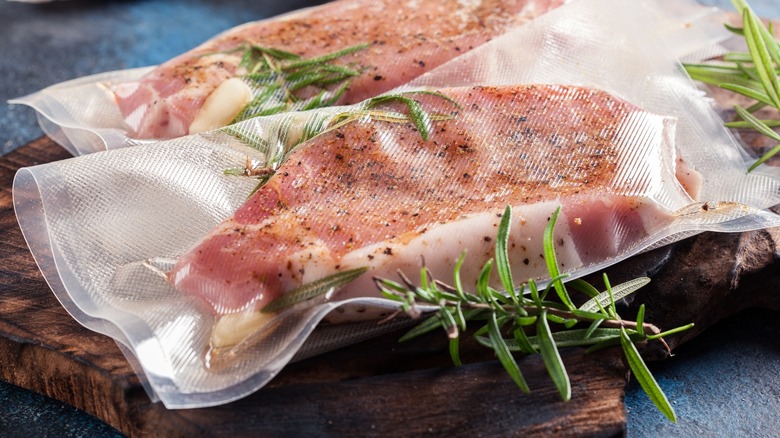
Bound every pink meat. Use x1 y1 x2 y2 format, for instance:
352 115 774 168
112 0 566 139
169 85 700 315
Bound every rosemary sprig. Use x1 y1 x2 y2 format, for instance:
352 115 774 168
223 90 460 193
683 0 780 171
230 43 370 123
372 205 692 422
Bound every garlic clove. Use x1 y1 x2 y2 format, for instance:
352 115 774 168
189 77 253 134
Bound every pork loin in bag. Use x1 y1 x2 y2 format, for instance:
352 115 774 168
11 0 567 155
169 84 702 349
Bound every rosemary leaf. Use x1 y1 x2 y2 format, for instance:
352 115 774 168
322 82 352 106
743 7 780 108
476 259 495 304
453 251 468 301
748 143 780 172
262 267 367 313
636 304 646 337
545 313 567 325
567 278 601 299
569 308 610 321
398 314 441 342
537 309 571 401
584 319 604 339
299 90 331 111
477 328 624 351
723 51 757 63
529 279 542 308
684 64 761 89
288 71 340 91
398 308 483 343
255 45 301 61
543 207 575 309
584 336 622 353
725 118 780 128
620 327 677 423
284 43 369 70
402 97 431 141
578 277 650 313
734 105 780 172
496 205 517 300
745 100 769 113
551 328 622 346
725 22 745 36
513 325 537 354
419 266 432 293
489 311 530 393
375 277 408 301
439 307 459 339
720 83 775 106
450 337 462 366
516 316 538 326
476 328 620 353
737 62 763 82
646 323 695 341
454 301 467 332
733 105 780 141
604 274 618 319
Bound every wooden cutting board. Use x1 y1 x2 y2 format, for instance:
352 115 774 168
0 137 629 436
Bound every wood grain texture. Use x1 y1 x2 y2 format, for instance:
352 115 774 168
0 137 628 436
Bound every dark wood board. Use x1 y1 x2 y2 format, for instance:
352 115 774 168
0 137 629 436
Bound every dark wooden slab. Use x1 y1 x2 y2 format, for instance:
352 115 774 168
0 137 629 436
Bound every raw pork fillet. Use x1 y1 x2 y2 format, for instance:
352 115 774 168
112 0 565 139
169 84 701 317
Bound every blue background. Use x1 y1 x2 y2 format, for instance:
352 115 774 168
1 0 778 436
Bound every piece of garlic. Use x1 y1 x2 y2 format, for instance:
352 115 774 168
210 310 274 348
189 78 253 134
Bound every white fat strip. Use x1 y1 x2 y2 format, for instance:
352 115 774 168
189 78 253 134
312 201 582 311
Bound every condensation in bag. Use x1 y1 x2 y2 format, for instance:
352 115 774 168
9 0 567 155
13 0 780 408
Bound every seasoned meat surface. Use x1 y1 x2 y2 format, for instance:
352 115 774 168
170 85 697 316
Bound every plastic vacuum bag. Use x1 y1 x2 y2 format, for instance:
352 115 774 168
8 0 567 156
12 0 780 408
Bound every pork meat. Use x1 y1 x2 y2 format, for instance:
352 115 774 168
169 84 700 319
112 0 566 139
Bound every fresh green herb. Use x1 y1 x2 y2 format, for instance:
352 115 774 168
372 205 691 422
683 0 780 171
262 267 368 313
229 43 370 123
223 90 460 193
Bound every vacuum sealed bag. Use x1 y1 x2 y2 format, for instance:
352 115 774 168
9 0 567 156
13 0 780 408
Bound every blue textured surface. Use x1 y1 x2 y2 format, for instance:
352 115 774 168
1 0 779 436
625 309 780 436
